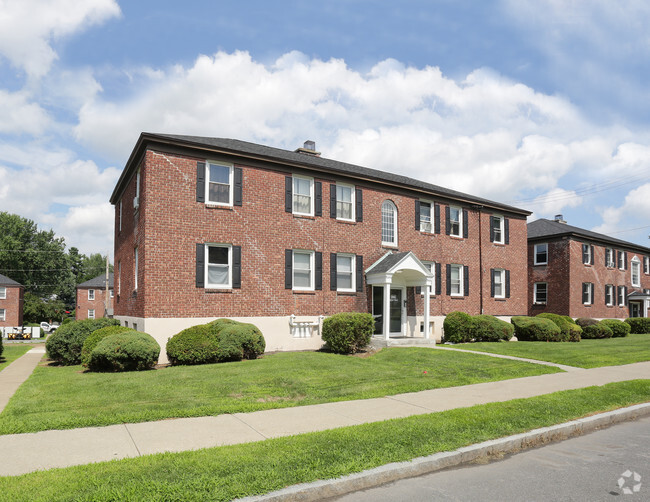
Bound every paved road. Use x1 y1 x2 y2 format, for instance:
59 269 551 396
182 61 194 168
333 416 650 502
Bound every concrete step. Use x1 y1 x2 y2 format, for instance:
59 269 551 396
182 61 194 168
370 336 437 349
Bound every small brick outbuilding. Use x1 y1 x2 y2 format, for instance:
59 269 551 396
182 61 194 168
0 273 24 328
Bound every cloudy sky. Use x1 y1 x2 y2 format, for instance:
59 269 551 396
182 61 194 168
1 0 650 257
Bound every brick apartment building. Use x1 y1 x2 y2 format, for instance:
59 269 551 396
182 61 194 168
0 273 24 328
75 273 114 320
110 133 531 361
528 216 650 319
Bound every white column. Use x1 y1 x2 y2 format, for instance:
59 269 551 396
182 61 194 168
383 283 390 341
424 283 431 341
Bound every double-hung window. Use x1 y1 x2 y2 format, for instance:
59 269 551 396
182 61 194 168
381 201 398 246
419 202 432 233
582 244 593 265
206 161 233 205
336 184 354 221
336 254 355 292
618 286 626 306
605 284 614 306
645 256 650 275
449 264 463 296
206 244 232 288
449 206 461 237
605 248 615 267
293 175 314 215
631 257 641 287
293 250 314 291
534 283 547 304
491 216 504 244
491 269 507 299
0 309 5 321
582 282 594 305
88 309 95 320
534 243 548 265
0 287 5 299
88 289 95 301
618 250 626 270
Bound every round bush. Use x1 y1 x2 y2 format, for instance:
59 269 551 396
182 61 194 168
219 323 266 360
46 318 120 365
575 317 598 328
581 323 613 339
471 315 514 342
536 313 582 342
208 318 241 333
625 318 650 334
599 319 630 338
321 312 374 354
443 311 475 343
88 331 160 372
166 324 220 365
81 326 134 367
511 316 565 342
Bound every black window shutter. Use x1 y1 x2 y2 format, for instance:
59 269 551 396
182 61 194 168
195 243 205 288
605 250 609 267
504 218 510 245
330 253 337 291
463 265 469 296
590 245 594 265
490 269 495 297
582 284 588 304
435 263 441 295
356 255 363 292
624 286 628 305
434 203 441 234
355 188 363 222
285 176 292 212
605 284 608 304
446 264 451 295
590 283 594 304
582 245 588 264
506 270 510 298
445 206 450 235
415 200 421 231
285 249 292 289
232 246 241 288
196 162 206 203
489 216 495 242
617 285 622 304
314 182 322 216
463 209 469 238
617 250 621 267
624 252 628 270
330 184 336 218
315 252 322 290
233 167 243 206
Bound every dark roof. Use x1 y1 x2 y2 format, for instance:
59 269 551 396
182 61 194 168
528 219 650 254
367 252 411 275
110 133 531 216
78 273 114 289
0 273 22 286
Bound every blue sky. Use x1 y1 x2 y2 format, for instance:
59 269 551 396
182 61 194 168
1 0 650 257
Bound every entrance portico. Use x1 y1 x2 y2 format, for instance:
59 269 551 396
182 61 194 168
365 252 434 342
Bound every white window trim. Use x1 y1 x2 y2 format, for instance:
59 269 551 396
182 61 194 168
336 183 355 222
381 200 398 246
450 264 463 297
618 250 625 270
492 215 504 244
534 282 547 304
606 248 615 268
605 284 614 306
582 282 592 305
336 253 356 292
582 244 592 265
618 287 626 307
534 243 548 265
292 174 314 216
205 160 234 207
88 309 95 320
449 206 462 238
292 249 315 291
0 308 5 321
88 289 95 301
645 256 650 275
419 201 433 234
0 287 5 300
493 268 506 299
631 257 641 287
204 243 233 289
421 261 435 295
134 247 139 291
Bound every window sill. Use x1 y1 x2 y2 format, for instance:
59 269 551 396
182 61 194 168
532 302 546 306
494 297 507 301
205 204 233 210
337 291 357 296
450 295 464 299
449 235 464 240
336 219 357 225
205 288 233 293
293 214 315 219
533 263 547 266
381 244 398 249
293 290 316 295
492 242 505 246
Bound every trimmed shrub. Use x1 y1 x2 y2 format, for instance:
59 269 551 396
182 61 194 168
46 318 120 365
166 324 220 365
511 316 565 342
88 331 160 372
208 318 241 333
536 313 582 342
218 323 266 360
581 323 613 339
471 315 514 342
443 311 475 343
0 336 3 358
599 319 631 338
321 312 374 354
61 317 73 326
625 317 650 334
81 326 134 367
575 317 598 328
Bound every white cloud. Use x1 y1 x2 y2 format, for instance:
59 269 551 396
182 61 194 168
58 202 114 256
0 89 51 134
0 0 121 79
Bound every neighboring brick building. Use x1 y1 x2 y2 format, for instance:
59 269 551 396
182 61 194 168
0 273 24 328
528 216 650 319
110 133 531 361
76 273 114 320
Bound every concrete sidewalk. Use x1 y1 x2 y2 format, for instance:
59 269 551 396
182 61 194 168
0 344 46 413
0 347 648 476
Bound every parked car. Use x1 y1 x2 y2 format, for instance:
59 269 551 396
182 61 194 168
40 322 59 334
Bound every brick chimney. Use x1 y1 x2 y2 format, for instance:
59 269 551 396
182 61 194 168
294 140 321 156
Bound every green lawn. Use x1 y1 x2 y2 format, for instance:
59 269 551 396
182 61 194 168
0 347 560 435
449 333 650 368
0 344 32 372
1 380 647 502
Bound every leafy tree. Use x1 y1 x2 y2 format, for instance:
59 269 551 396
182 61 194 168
23 292 67 324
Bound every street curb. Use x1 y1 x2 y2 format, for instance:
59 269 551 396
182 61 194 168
240 402 650 501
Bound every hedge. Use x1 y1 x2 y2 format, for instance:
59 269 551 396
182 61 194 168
166 324 220 365
581 323 613 339
471 315 514 342
511 316 565 342
81 326 134 367
443 311 475 343
88 331 160 372
625 317 650 334
536 313 581 342
575 317 599 328
321 312 374 354
46 318 120 365
599 319 631 338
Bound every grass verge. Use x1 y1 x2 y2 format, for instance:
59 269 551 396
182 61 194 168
449 333 650 368
0 380 648 502
0 344 32 372
0 348 560 435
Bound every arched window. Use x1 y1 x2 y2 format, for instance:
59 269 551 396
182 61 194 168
381 200 397 246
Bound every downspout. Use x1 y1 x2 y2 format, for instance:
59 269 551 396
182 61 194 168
473 205 484 315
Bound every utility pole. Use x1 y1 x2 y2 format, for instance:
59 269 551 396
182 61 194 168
105 255 109 317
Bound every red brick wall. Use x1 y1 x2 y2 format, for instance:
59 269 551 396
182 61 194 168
114 149 529 320
75 287 113 320
0 285 23 327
